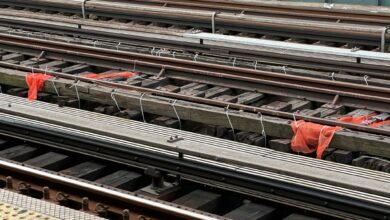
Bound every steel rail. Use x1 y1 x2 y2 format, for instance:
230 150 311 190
0 160 219 220
87 1 385 34
7 0 390 25
0 34 389 136
1 0 389 48
129 0 390 24
0 114 388 219
2 93 390 181
0 33 388 96
1 11 390 80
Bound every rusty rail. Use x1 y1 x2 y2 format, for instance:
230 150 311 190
127 0 390 24
1 0 390 45
1 8 390 80
0 33 389 136
0 158 220 220
7 0 390 24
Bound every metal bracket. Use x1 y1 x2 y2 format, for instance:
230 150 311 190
350 46 360 52
151 66 166 79
331 94 340 106
323 3 335 9
143 167 174 195
36 51 46 60
381 26 390 52
167 135 184 143
322 94 343 110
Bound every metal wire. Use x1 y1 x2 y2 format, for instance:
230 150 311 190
225 105 235 140
330 72 335 81
364 75 369 86
211 12 217 34
193 53 199 61
69 80 81 109
171 99 181 130
258 113 267 148
292 112 299 128
81 0 88 19
51 77 61 97
282 66 287 75
111 89 121 111
133 60 137 71
139 93 146 122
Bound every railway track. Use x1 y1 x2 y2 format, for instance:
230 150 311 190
0 96 389 219
0 34 389 123
2 83 390 172
125 0 390 25
2 5 390 80
0 140 219 220
0 35 389 161
2 27 390 87
2 0 390 49
7 0 390 24
0 1 389 219
0 138 344 220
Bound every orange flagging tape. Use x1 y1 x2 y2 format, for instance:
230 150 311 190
82 72 137 79
370 120 390 128
25 72 137 101
26 73 53 101
338 115 390 128
291 121 342 159
291 114 390 159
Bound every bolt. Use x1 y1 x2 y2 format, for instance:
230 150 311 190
18 182 31 195
56 192 69 206
122 209 130 220
42 187 50 200
174 175 181 185
82 197 89 211
5 176 13 189
138 216 147 220
95 203 108 217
